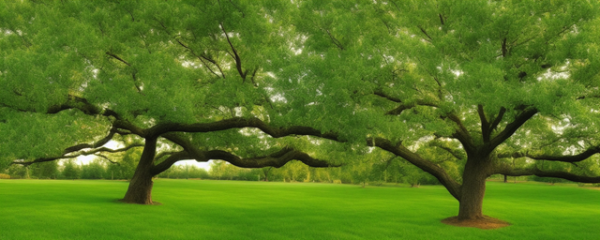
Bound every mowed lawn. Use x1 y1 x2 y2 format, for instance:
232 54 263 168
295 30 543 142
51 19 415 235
0 179 599 240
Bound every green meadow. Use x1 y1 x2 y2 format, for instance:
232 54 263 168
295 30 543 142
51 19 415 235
0 179 599 240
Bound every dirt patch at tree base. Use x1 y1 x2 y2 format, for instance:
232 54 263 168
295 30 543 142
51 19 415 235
116 199 162 205
441 216 510 229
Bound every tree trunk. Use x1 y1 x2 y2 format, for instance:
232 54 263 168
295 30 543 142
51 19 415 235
122 137 157 205
503 175 507 183
122 168 154 204
457 158 491 220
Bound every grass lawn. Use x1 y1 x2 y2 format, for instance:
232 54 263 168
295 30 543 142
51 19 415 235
0 179 599 240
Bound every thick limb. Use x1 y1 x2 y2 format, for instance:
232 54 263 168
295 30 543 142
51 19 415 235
152 134 338 175
368 137 462 200
495 163 600 183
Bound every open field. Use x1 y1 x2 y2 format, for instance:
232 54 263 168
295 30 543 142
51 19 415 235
0 179 599 240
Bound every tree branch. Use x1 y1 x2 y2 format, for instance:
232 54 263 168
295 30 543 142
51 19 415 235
385 100 438 115
94 154 121 166
105 52 130 66
220 22 246 81
477 104 491 143
324 29 344 50
430 142 467 160
417 26 433 42
373 89 403 103
367 137 461 200
0 94 102 116
489 107 506 132
444 113 476 154
154 134 338 175
105 52 142 93
146 117 341 142
499 146 600 163
151 151 192 175
489 107 538 151
495 164 600 183
176 39 226 79
12 144 143 167
63 127 128 153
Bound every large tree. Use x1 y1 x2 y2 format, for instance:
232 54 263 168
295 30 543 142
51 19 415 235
0 0 348 205
287 0 600 224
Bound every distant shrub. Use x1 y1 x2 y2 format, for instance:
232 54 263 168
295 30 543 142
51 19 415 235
0 173 10 179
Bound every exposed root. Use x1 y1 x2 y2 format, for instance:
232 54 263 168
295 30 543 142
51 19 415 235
441 216 510 229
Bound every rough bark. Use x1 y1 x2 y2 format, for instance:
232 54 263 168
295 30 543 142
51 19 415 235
122 137 158 204
458 169 486 219
457 155 495 220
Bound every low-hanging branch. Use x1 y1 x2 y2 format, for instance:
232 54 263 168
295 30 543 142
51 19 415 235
152 147 335 176
12 144 144 166
10 123 139 166
6 94 340 149
64 127 131 153
94 154 121 166
142 117 341 142
495 164 600 183
1 94 122 122
367 136 462 200
152 133 339 175
498 146 600 163
1 94 101 116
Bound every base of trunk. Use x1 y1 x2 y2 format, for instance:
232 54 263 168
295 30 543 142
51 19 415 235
441 216 510 229
118 199 162 205
121 177 155 205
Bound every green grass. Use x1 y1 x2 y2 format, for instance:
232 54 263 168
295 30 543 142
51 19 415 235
0 180 599 240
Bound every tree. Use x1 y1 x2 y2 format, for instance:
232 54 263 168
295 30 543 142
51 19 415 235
62 160 81 180
31 161 59 179
81 160 106 179
5 165 27 179
1 0 343 205
260 167 274 182
289 0 600 225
